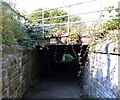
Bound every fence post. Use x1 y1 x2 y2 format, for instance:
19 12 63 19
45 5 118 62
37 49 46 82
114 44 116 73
68 5 70 34
42 9 45 37
118 1 120 98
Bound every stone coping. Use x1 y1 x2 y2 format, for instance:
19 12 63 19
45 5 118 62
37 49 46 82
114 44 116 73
93 41 120 55
2 45 24 54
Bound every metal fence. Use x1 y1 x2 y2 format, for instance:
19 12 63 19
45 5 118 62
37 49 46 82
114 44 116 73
30 0 109 37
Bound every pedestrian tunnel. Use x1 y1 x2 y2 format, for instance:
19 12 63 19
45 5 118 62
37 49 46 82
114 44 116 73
22 45 88 98
34 45 88 80
1 44 88 98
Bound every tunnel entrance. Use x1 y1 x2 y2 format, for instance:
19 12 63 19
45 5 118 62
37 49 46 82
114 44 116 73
36 45 81 79
23 45 88 98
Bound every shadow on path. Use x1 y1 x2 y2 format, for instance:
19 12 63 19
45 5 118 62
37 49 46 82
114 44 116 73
23 61 83 98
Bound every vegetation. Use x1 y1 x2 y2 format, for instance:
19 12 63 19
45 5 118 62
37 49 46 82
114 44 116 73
88 6 120 52
0 1 35 50
28 8 80 24
1 2 119 98
89 6 120 41
1 0 119 50
78 6 120 76
28 8 82 37
103 6 120 31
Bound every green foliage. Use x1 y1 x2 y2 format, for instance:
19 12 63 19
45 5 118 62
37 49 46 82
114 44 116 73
28 8 81 37
102 6 120 32
49 9 68 24
0 1 35 50
69 29 79 44
29 8 43 24
29 8 81 25
29 8 68 24
70 16 80 22
89 6 120 41
1 2 17 45
88 6 120 53
28 8 68 36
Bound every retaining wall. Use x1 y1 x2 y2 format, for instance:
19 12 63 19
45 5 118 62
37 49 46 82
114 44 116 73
83 41 120 98
0 45 38 98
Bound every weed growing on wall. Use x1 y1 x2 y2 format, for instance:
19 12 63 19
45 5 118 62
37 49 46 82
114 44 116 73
88 6 120 51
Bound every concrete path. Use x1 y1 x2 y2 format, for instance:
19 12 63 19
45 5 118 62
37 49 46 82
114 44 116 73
23 62 83 98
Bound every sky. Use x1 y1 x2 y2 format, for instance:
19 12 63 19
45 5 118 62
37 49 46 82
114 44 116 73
13 0 119 23
15 0 119 14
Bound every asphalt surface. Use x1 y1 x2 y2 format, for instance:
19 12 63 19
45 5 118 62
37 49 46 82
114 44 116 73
23 62 83 99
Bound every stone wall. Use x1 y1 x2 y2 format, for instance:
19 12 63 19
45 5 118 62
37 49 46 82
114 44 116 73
83 41 120 98
1 45 37 98
0 45 2 99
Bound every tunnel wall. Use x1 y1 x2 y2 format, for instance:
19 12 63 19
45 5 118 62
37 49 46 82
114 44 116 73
83 41 120 98
0 45 2 99
1 45 38 98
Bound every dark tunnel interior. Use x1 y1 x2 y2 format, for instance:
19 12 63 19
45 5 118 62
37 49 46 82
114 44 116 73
34 45 88 81
23 45 88 98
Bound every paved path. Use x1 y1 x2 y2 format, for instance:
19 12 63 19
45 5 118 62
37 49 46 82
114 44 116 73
23 62 83 98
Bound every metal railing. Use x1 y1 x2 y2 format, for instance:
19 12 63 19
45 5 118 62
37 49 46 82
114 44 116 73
31 0 103 36
30 0 117 40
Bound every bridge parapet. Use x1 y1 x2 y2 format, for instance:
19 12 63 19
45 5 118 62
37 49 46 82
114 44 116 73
34 36 92 46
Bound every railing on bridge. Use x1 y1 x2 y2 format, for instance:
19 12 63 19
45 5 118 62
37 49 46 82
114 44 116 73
34 35 93 46
28 0 112 46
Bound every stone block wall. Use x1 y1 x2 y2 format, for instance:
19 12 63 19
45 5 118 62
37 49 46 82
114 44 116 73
83 41 120 98
1 45 36 98
0 45 2 99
